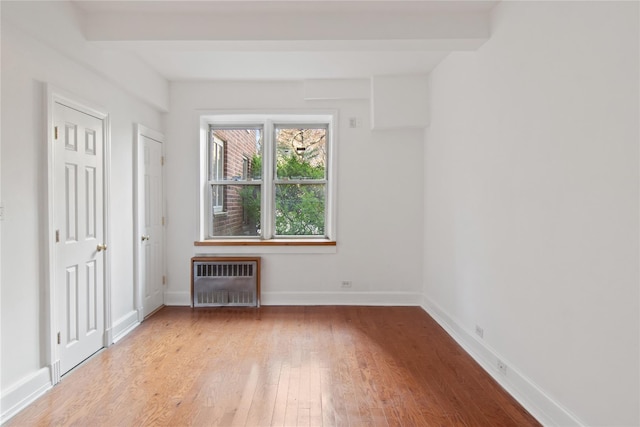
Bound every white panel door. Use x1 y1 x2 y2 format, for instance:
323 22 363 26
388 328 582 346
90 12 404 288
139 134 164 317
54 102 105 375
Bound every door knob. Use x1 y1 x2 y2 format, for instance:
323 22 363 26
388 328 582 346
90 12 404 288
96 244 108 252
141 235 150 241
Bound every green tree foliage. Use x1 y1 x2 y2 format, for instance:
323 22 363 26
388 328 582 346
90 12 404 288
240 149 326 236
240 128 326 236
250 154 262 179
239 186 261 233
239 153 263 233
275 184 325 235
277 152 325 179
275 148 325 234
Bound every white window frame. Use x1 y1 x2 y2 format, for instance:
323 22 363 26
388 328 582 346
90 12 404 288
198 112 337 243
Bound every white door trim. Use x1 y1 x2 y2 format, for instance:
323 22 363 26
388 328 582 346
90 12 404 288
133 124 165 322
46 85 111 384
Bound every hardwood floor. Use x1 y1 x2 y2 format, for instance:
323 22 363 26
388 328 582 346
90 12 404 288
7 306 540 426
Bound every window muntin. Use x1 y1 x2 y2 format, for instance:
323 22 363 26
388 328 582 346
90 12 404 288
202 115 334 241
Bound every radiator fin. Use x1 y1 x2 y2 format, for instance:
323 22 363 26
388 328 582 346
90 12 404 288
192 260 258 307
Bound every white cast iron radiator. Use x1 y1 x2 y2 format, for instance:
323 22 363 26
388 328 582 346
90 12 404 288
191 257 261 307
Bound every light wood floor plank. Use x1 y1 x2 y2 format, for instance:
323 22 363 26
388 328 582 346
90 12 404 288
6 306 540 427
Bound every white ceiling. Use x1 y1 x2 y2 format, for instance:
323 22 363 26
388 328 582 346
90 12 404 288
71 0 497 81
130 49 451 81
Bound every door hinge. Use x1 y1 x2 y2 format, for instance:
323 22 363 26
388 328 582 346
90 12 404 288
57 332 61 345
55 230 60 243
161 156 165 166
162 275 166 285
54 126 59 140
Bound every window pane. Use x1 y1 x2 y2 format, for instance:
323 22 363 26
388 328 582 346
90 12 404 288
211 184 224 213
210 184 261 237
211 128 262 181
275 184 325 236
209 137 224 181
275 127 326 179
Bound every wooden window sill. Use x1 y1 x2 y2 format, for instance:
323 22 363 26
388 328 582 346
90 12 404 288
195 240 336 247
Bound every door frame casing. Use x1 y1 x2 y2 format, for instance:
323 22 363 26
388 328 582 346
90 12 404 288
133 124 165 322
46 85 112 384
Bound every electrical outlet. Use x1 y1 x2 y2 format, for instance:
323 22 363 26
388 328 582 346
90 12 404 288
341 280 353 288
497 359 508 375
475 325 484 339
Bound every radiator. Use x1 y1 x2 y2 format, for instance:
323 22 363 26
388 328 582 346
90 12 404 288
191 257 261 307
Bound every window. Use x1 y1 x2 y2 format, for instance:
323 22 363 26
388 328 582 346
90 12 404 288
242 156 249 180
200 114 335 242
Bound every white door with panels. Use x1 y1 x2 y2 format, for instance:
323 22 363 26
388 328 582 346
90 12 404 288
137 128 165 318
53 101 106 376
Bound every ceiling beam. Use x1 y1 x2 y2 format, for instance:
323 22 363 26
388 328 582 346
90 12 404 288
79 1 492 50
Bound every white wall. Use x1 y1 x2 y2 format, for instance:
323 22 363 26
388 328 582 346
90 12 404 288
165 81 425 305
424 1 639 426
1 1 169 112
0 18 164 414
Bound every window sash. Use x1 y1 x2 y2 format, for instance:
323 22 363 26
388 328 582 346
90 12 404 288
208 183 262 238
271 124 328 238
273 182 327 237
274 124 328 181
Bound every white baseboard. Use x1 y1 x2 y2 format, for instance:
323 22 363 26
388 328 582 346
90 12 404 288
0 367 51 424
261 291 422 306
163 291 422 307
164 291 191 306
421 297 584 427
111 310 141 344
